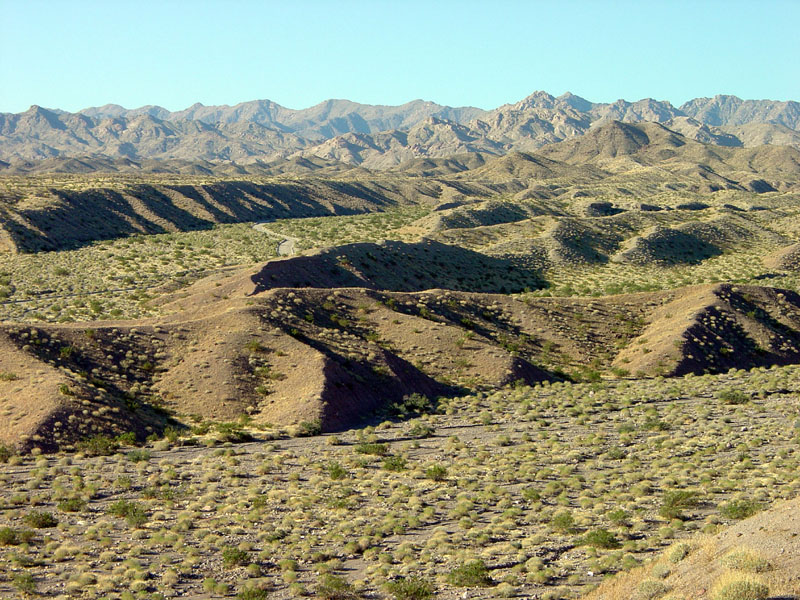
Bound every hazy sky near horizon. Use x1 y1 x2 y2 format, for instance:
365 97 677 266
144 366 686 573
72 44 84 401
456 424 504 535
1 0 798 113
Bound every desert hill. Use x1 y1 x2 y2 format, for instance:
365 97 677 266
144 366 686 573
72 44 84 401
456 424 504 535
4 233 800 453
2 122 799 254
0 176 450 253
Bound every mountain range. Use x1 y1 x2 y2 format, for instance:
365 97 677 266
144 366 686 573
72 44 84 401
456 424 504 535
1 92 799 168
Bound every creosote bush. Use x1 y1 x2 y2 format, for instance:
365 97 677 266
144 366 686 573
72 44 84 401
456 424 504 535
721 549 771 573
23 510 58 528
659 490 699 520
636 579 670 600
316 574 358 600
76 434 119 456
581 528 620 549
446 559 493 587
222 546 249 568
719 498 761 520
718 389 750 405
711 573 769 600
384 576 435 600
107 499 148 527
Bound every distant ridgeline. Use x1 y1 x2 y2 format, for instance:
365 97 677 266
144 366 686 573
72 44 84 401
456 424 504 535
0 92 799 166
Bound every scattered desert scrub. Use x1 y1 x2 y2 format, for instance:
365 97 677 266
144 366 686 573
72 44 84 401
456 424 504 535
0 206 426 323
0 364 799 598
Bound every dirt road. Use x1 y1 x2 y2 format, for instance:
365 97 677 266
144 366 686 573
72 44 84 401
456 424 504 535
253 222 298 256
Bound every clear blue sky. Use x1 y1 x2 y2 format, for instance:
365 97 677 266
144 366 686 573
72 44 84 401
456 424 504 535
1 0 798 113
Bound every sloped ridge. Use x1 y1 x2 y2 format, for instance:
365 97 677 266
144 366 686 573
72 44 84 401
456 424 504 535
0 286 566 450
615 284 800 376
613 214 787 266
389 153 489 176
541 218 627 266
420 198 565 232
763 242 800 271
458 150 601 181
0 327 172 452
0 178 429 252
614 226 722 265
538 121 656 163
249 239 545 294
7 276 800 451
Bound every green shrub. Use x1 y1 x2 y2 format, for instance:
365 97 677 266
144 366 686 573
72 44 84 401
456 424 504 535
521 487 541 502
245 340 267 353
667 542 691 563
382 456 407 471
722 549 771 573
391 393 433 417
222 546 249 568
12 573 36 594
446 559 492 587
407 421 434 439
0 443 13 463
607 508 629 526
116 431 137 445
327 462 348 480
0 527 20 545
719 389 749 405
712 574 769 600
659 490 699 520
719 498 761 520
215 422 252 443
23 510 58 528
636 579 670 600
77 435 119 456
126 449 151 462
606 447 627 460
644 417 670 431
56 497 87 513
316 573 357 599
425 464 448 481
550 510 575 533
581 528 620 549
107 500 148 528
355 442 389 456
384 575 434 600
237 586 270 600
296 419 322 437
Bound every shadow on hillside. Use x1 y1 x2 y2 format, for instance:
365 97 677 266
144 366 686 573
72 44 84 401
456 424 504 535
5 180 407 252
250 239 546 294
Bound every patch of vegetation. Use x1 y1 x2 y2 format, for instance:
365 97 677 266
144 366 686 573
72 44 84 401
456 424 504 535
107 499 148 527
23 510 58 528
384 576 434 600
719 388 750 405
659 490 699 520
76 434 119 456
446 559 493 587
721 549 771 573
711 573 769 600
719 498 762 520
